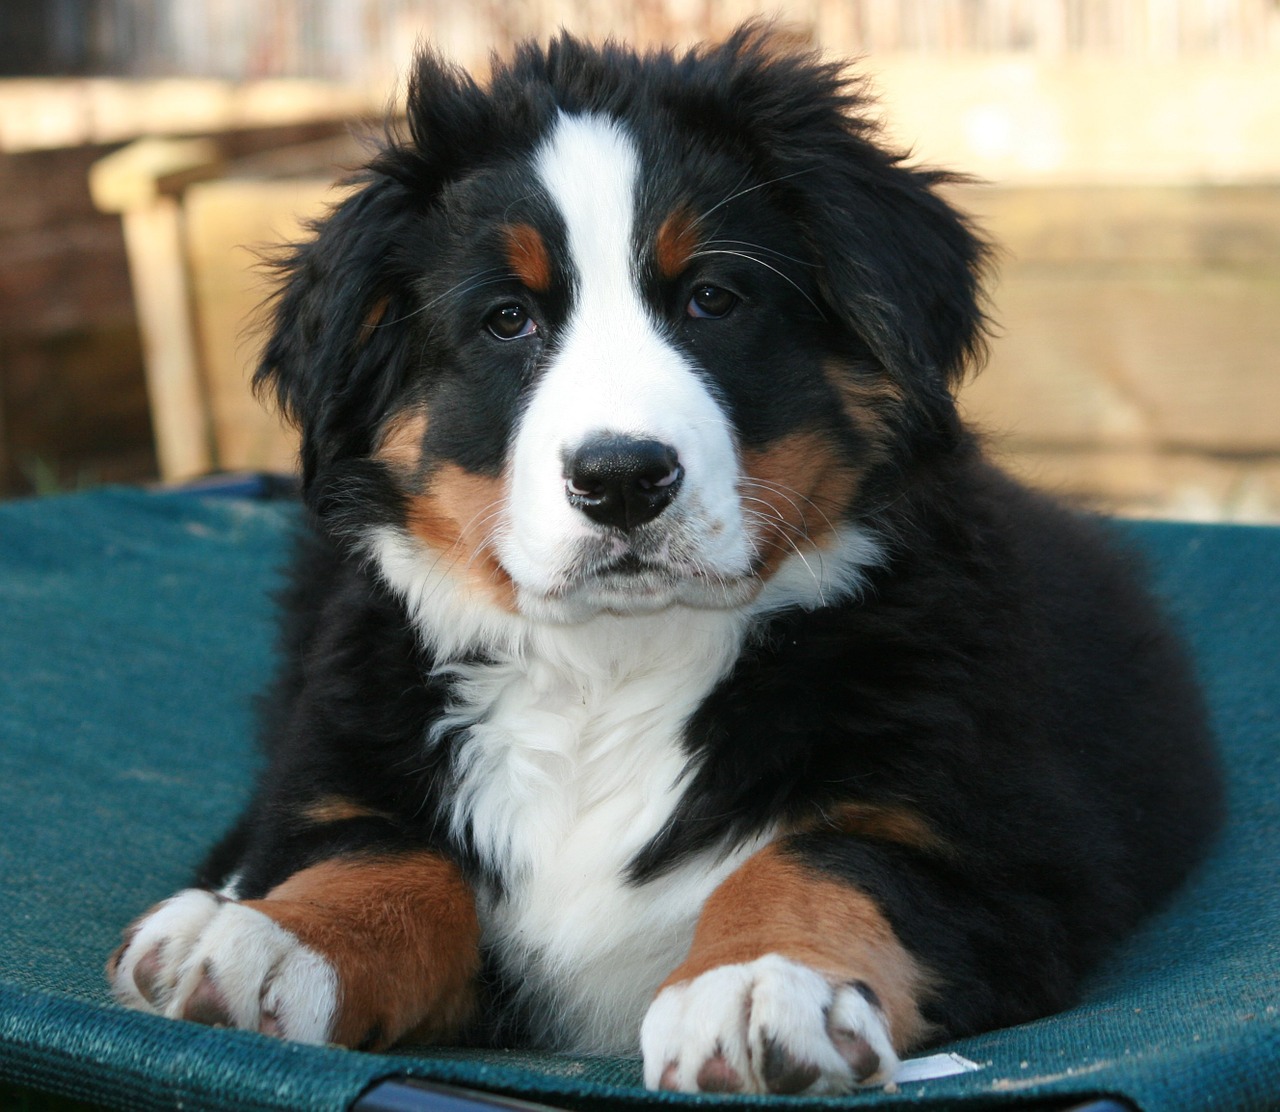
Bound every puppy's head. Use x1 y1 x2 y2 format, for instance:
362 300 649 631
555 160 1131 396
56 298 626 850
258 27 987 625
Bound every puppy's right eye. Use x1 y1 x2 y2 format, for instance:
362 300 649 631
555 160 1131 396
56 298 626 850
486 304 537 340
687 285 738 320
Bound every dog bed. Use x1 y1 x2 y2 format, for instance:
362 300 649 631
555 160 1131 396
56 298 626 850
0 485 1276 1111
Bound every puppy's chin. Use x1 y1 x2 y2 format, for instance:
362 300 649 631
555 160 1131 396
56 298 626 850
513 568 761 625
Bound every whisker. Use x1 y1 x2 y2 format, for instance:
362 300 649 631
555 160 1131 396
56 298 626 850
459 507 511 573
388 495 507 618
743 507 826 599
739 495 797 534
742 504 815 550
690 248 827 321
456 500 508 544
700 169 814 222
740 485 816 537
379 269 513 329
740 476 838 537
701 238 815 269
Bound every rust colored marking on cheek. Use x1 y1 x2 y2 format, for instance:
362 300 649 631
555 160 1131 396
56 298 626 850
376 409 430 474
503 223 553 292
822 363 903 458
655 206 702 280
659 844 933 1052
405 464 517 612
739 429 860 580
249 852 481 1049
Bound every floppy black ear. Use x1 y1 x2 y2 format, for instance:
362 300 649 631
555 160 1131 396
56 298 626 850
256 177 421 490
255 49 495 491
698 28 989 400
799 155 989 395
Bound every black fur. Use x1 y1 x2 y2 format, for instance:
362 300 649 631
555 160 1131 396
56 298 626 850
206 27 1220 1052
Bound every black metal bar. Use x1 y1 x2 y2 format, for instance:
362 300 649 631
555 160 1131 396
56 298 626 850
353 1077 1138 1112
352 1078 569 1112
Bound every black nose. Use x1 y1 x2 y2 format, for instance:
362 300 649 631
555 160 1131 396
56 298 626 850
564 436 683 530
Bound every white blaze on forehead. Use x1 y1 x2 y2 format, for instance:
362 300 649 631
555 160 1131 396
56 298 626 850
497 112 748 606
529 110 689 432
534 113 641 315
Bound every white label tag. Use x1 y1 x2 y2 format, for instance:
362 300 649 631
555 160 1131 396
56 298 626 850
891 1052 983 1085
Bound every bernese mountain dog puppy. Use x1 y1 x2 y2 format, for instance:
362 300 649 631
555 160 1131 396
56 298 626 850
108 28 1222 1094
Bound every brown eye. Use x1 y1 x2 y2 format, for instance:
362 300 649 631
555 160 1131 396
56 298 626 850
687 285 738 319
486 304 537 340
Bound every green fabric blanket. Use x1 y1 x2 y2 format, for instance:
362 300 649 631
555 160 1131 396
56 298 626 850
0 488 1276 1111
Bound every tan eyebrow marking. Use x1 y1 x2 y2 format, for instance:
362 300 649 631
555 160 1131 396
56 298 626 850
656 206 701 280
502 223 553 292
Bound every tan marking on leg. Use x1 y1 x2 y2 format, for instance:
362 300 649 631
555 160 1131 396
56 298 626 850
404 464 516 612
803 803 950 857
660 844 931 1051
298 796 391 827
248 853 480 1049
503 223 553 292
655 207 701 280
739 429 859 580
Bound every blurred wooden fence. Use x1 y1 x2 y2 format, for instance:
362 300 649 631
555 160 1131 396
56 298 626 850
4 0 1280 82
2 0 1277 516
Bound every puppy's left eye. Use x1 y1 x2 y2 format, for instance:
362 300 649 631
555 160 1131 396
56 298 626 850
486 304 538 340
686 285 738 320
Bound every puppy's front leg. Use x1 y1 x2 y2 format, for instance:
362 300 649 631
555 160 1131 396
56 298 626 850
108 851 479 1050
642 842 930 1095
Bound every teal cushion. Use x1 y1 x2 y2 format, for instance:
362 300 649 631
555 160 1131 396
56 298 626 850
1 488 1277 1110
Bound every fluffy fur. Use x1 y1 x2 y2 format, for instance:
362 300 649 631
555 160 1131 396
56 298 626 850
108 28 1222 1093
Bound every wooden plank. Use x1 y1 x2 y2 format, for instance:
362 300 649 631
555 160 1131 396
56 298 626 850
88 137 222 213
89 139 225 481
0 359 9 492
964 264 1280 454
182 178 347 475
0 79 378 154
867 57 1280 184
1 325 152 493
116 198 213 480
994 447 1280 524
948 184 1280 265
953 184 1280 460
10 0 1280 80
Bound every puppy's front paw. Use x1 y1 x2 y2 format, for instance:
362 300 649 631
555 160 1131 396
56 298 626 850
641 953 898 1094
107 889 337 1043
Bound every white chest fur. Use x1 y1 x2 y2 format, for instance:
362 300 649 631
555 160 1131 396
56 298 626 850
438 607 762 1052
372 520 881 1050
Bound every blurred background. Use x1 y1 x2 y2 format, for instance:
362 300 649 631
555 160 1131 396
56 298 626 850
0 0 1277 519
